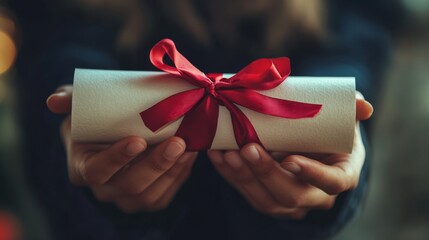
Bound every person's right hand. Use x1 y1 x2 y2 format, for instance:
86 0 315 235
47 85 198 213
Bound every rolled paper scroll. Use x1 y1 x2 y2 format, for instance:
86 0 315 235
71 69 356 153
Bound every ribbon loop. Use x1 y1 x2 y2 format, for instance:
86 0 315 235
140 39 322 150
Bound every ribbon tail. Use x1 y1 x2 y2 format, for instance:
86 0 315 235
175 95 219 150
221 89 322 119
218 95 263 148
140 88 205 132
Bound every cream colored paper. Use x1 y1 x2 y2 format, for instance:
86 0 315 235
72 69 356 153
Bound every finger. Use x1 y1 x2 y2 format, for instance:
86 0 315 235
73 136 148 186
47 85 73 114
142 153 196 211
98 137 186 196
210 151 332 215
356 92 373 121
209 150 285 214
128 152 197 205
268 151 293 162
110 152 196 212
207 150 224 165
271 208 310 220
59 116 112 186
240 144 332 208
207 150 236 187
60 116 88 186
281 154 359 195
60 116 72 151
283 124 366 195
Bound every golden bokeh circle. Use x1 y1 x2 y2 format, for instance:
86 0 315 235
0 31 16 74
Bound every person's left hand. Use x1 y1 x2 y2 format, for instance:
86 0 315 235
208 93 373 219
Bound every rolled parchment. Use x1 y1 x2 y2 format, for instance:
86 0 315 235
71 69 356 153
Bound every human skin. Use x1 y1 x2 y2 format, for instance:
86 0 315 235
47 85 372 217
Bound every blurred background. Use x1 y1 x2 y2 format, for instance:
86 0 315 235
334 1 429 239
0 0 428 239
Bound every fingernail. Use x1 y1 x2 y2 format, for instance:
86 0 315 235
282 162 301 174
163 141 184 161
125 142 145 156
55 86 68 93
46 94 54 105
55 91 68 97
224 152 243 169
243 145 260 164
47 92 66 103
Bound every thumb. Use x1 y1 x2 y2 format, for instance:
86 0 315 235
356 92 373 121
46 85 73 114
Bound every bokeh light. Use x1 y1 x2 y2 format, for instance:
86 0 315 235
0 30 16 74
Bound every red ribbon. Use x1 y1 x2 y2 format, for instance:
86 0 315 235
140 39 322 150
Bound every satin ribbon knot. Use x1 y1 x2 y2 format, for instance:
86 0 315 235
140 39 322 150
205 81 217 98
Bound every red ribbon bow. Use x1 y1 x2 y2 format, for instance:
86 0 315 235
140 39 322 150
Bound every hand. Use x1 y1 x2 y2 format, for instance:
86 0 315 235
208 92 373 219
47 85 198 213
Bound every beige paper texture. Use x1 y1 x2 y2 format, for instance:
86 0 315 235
72 69 356 153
